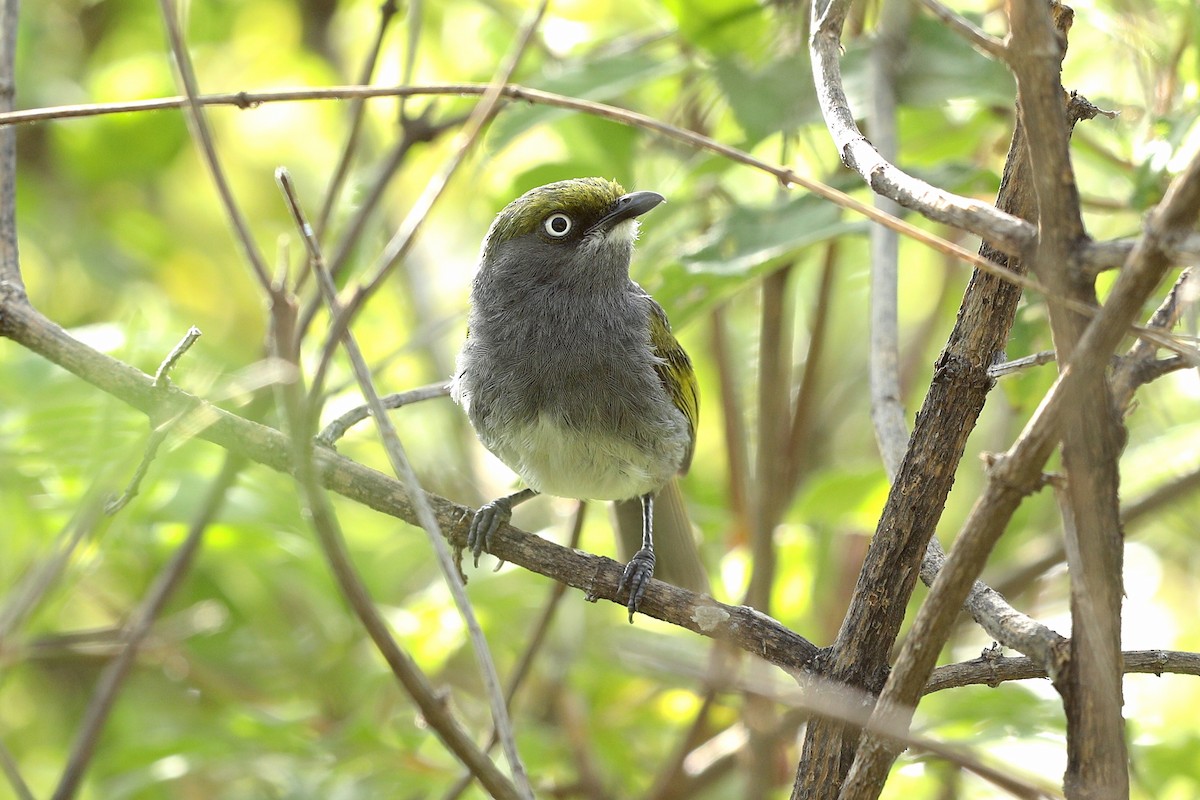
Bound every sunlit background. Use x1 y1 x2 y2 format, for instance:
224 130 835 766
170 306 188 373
3 0 1199 797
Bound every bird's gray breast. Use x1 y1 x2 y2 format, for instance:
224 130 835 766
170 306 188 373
465 281 661 433
455 277 691 499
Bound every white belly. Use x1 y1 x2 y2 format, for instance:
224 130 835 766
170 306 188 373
491 414 683 501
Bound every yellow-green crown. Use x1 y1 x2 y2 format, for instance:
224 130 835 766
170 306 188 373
487 177 626 245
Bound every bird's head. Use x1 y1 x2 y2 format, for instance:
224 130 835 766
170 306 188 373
478 177 665 287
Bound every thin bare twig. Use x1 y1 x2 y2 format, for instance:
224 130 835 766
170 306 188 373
926 649 1200 694
989 350 1057 377
276 169 532 797
316 381 449 446
312 0 400 240
4 82 1198 301
104 427 168 516
1112 267 1197 407
153 326 202 386
106 326 204 514
442 502 589 800
156 0 273 291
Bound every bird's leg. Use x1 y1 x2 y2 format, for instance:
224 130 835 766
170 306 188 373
617 492 656 622
468 488 538 567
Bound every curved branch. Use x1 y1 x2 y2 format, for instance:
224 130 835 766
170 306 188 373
810 0 1035 256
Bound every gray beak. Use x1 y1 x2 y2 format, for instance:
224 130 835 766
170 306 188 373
589 191 665 233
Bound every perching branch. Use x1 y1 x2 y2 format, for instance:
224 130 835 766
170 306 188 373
0 295 821 675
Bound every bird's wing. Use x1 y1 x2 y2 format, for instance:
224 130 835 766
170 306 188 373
647 299 699 474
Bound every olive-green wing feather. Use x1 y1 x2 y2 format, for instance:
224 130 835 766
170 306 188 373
647 300 699 474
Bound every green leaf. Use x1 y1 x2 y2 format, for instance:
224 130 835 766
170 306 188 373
714 52 822 143
660 0 769 55
643 193 866 324
890 16 1014 107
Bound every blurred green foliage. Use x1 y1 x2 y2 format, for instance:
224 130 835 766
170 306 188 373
3 0 1200 798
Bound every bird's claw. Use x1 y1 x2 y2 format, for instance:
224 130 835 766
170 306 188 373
467 498 512 567
617 547 655 622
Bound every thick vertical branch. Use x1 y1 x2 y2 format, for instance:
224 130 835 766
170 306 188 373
838 132 1200 800
795 18 1036 800
837 4 1128 795
1007 3 1129 797
872 0 1068 678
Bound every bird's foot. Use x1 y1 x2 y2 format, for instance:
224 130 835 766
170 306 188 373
467 497 514 567
617 547 656 623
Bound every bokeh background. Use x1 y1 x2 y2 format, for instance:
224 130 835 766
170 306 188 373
3 0 1200 797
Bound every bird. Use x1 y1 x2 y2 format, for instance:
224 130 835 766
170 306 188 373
451 177 701 620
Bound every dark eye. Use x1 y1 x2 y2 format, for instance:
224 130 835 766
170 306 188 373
543 213 573 238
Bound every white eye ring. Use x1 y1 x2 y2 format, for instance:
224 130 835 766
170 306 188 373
543 213 573 238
